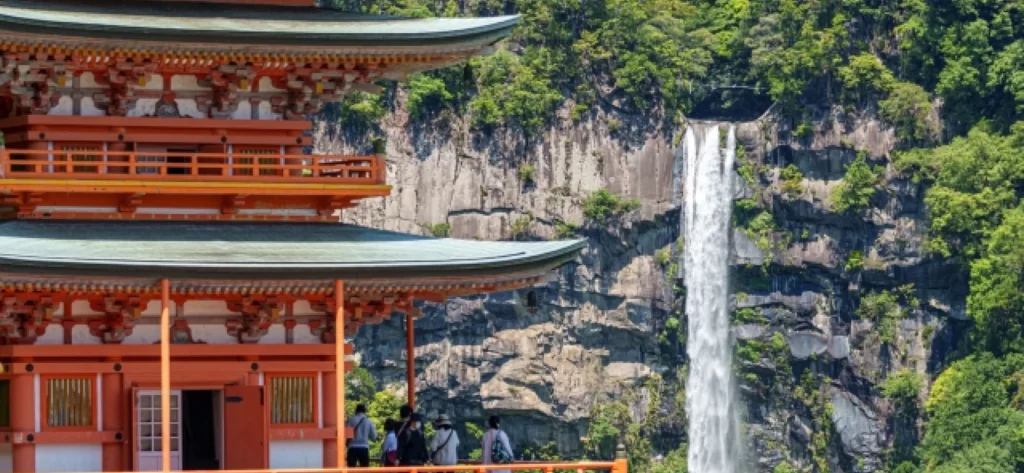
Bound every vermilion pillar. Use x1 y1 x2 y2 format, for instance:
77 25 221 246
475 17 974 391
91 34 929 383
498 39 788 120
322 370 338 468
334 280 346 468
11 371 34 472
159 279 171 473
102 370 124 471
406 313 416 409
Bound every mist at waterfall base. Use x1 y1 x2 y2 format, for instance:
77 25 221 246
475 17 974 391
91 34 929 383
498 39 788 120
683 125 745 473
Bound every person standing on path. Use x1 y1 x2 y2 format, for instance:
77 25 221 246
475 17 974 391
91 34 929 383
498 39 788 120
346 404 378 467
481 415 513 473
429 414 460 467
398 413 430 466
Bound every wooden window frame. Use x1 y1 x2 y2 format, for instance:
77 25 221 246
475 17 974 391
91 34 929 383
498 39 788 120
40 375 97 432
57 141 104 174
266 372 318 428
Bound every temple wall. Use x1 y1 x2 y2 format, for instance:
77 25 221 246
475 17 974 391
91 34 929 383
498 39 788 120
269 440 323 469
35 444 102 473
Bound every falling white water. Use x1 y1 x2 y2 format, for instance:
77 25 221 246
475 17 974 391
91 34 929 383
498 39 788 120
683 124 743 473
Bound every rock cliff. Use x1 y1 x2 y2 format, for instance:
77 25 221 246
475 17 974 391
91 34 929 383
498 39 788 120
318 93 957 472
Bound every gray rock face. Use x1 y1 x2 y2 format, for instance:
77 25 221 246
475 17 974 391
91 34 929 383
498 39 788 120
319 99 956 471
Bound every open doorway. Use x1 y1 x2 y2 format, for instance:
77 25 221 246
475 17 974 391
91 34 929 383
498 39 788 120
182 390 222 470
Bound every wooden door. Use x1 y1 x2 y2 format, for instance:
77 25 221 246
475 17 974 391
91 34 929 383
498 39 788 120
135 389 182 471
223 385 267 470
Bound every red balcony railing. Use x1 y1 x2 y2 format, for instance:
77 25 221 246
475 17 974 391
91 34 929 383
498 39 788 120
0 149 385 185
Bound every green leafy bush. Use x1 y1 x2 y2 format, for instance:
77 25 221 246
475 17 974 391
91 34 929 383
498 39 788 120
845 250 864 272
882 369 923 406
470 50 562 134
779 164 804 198
518 163 536 184
406 73 455 118
831 155 880 214
857 290 905 344
880 81 936 143
509 213 534 240
424 222 451 237
583 189 640 223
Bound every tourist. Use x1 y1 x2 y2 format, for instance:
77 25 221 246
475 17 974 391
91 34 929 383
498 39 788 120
398 413 429 466
381 419 399 466
346 404 377 467
395 404 413 463
482 415 513 473
429 414 460 466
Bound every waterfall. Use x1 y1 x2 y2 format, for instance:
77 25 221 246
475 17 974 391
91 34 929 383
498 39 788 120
683 124 743 473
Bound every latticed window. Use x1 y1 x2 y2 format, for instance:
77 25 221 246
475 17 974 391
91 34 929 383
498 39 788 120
0 379 9 428
62 145 102 174
44 376 94 429
234 147 279 176
269 375 315 425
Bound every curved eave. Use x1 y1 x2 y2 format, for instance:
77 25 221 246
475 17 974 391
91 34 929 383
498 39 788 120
0 1 520 48
0 220 585 281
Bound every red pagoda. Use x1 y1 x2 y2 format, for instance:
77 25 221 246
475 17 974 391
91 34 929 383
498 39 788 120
0 1 623 473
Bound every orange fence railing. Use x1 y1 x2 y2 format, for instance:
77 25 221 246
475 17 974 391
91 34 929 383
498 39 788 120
50 462 626 473
0 149 385 185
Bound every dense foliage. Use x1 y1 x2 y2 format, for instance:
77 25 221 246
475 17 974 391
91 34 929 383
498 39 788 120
320 0 1021 134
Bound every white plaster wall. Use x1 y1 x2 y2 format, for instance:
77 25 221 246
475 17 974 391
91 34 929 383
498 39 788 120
257 101 282 120
48 96 73 116
80 97 105 116
0 443 12 473
182 300 230 316
262 325 286 344
140 75 164 91
35 444 102 473
71 325 102 345
80 72 100 89
293 300 318 316
231 101 252 120
175 99 206 119
122 324 160 344
36 324 64 345
258 77 286 93
269 440 323 469
128 98 159 117
170 75 208 92
293 323 322 344
186 323 237 344
71 300 93 316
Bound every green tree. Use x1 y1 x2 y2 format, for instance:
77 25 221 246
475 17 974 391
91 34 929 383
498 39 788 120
831 155 880 214
881 82 936 142
838 52 895 104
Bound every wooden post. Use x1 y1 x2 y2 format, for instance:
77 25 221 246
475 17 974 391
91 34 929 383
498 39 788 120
613 443 628 473
406 311 416 409
334 280 346 469
102 370 124 471
160 278 171 472
11 371 34 472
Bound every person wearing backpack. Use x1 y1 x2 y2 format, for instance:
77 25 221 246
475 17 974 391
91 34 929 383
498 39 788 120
429 414 460 467
398 413 430 466
482 415 513 473
346 404 378 467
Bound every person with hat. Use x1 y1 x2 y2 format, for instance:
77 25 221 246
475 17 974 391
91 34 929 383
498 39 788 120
397 413 429 466
429 414 460 467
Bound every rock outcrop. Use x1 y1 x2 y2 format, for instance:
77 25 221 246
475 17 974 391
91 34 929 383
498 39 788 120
319 96 959 471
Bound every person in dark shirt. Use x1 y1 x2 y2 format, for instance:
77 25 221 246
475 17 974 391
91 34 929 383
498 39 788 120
395 404 413 464
397 413 429 466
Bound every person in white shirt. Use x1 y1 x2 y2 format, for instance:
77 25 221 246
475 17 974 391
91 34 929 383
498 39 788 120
429 414 460 466
481 415 513 473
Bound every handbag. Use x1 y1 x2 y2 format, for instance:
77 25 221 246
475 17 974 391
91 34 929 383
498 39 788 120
346 417 366 448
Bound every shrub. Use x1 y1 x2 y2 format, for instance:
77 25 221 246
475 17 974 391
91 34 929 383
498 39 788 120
779 164 804 198
846 250 865 272
583 189 640 223
880 81 936 142
406 73 454 118
553 220 580 239
857 290 906 344
882 369 923 406
509 214 534 240
654 247 672 266
831 155 881 214
424 222 451 238
518 163 536 184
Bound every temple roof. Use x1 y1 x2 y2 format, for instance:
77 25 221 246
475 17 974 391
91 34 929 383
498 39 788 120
0 220 585 281
0 1 520 47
